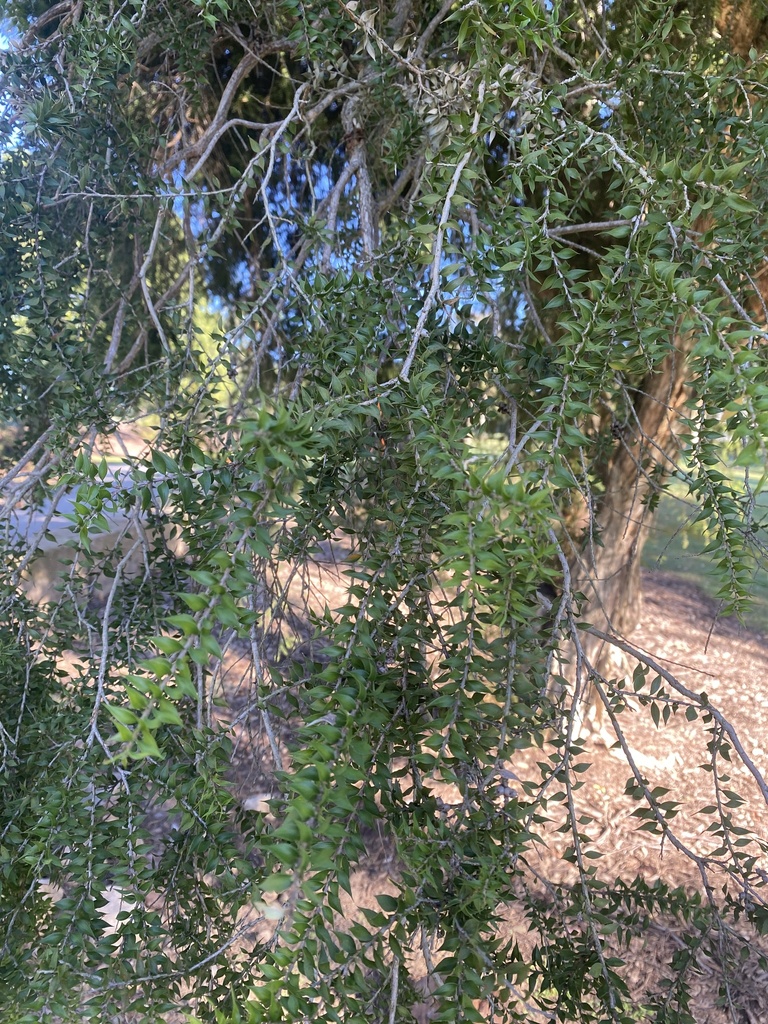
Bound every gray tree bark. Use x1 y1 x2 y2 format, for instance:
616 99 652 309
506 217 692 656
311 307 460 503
565 332 694 702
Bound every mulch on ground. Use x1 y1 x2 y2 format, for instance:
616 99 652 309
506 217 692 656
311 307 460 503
222 565 768 1022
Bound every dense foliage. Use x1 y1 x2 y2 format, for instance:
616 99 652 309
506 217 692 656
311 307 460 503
1 0 768 1020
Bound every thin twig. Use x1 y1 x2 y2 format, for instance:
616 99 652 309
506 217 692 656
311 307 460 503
388 956 400 1024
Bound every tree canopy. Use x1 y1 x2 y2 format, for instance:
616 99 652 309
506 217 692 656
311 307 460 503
2 0 768 1021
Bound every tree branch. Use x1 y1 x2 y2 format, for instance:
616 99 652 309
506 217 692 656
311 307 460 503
586 626 768 808
400 80 486 381
546 218 634 237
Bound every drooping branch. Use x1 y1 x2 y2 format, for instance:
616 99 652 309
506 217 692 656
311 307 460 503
587 625 768 808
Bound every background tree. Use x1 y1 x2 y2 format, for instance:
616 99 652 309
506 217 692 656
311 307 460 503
1 1 768 1021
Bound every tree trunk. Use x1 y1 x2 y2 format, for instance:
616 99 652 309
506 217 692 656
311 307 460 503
567 331 693 682
561 3 767 693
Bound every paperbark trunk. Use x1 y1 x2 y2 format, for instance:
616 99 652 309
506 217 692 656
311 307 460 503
567 331 694 681
567 5 768 687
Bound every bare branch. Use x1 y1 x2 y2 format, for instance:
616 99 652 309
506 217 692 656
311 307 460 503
356 146 377 258
138 206 169 355
21 0 72 45
413 0 455 59
587 626 768 807
162 50 260 175
320 151 362 274
400 79 486 381
186 117 275 182
546 218 634 237
87 534 145 749
0 427 55 494
388 956 400 1024
376 154 425 217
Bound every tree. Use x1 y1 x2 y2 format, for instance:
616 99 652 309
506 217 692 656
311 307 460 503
1 1 768 1021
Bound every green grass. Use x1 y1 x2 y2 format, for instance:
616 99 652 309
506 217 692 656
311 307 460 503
467 435 768 635
642 472 768 635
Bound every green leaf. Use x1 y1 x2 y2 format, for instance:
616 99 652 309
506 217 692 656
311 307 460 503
261 874 294 894
106 704 138 726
